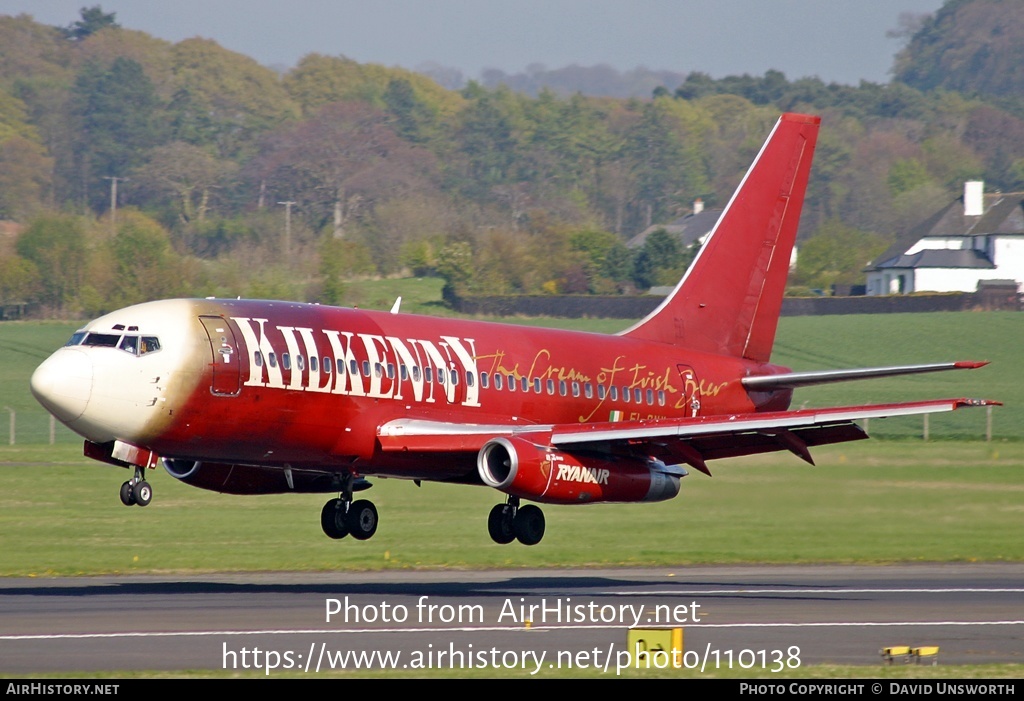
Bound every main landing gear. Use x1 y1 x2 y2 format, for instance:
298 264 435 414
118 467 152 507
488 496 545 546
320 475 378 541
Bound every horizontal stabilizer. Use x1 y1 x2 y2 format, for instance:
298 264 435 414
742 361 989 391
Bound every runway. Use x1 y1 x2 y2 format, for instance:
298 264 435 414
1 563 1021 675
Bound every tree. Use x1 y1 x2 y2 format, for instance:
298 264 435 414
15 214 88 313
69 57 164 212
132 141 236 225
61 6 118 41
793 219 888 290
0 135 53 220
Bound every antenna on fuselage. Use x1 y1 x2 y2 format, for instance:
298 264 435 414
390 296 402 314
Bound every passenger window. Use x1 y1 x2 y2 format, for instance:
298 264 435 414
451 370 459 386
297 355 305 371
521 377 529 392
400 365 409 381
559 380 567 396
424 367 433 383
494 374 503 390
598 385 606 400
610 387 618 401
658 390 666 406
572 382 580 398
374 362 382 378
546 379 555 395
585 383 593 399
310 356 318 373
323 357 332 374
646 389 654 405
413 366 421 382
282 353 291 370
534 378 542 393
269 352 278 368
362 360 370 376
466 372 475 387
507 375 515 391
387 363 395 379
622 386 630 403
254 351 263 367
437 368 446 384
350 359 358 375
635 388 643 404
480 371 489 388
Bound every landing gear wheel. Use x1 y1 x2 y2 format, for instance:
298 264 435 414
119 481 135 506
487 504 516 544
133 480 152 507
346 500 378 541
513 504 545 546
320 498 349 539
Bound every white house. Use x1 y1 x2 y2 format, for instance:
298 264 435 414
865 182 1024 295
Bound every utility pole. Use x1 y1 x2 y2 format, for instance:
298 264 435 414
103 176 128 234
278 200 296 259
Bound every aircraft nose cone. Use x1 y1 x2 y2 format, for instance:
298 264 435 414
30 349 93 423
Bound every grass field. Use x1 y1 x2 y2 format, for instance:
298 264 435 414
1 441 1020 575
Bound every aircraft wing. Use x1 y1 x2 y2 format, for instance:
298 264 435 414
377 398 998 475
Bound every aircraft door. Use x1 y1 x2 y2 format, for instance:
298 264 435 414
676 364 701 417
199 316 241 396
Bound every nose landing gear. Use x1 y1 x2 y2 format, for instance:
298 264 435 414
118 467 152 507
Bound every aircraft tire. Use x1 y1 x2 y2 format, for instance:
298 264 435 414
487 504 516 544
347 500 378 540
513 504 545 546
320 499 349 539
134 480 152 507
119 481 135 506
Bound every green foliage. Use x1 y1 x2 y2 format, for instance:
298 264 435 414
16 214 88 313
893 0 1024 99
105 209 187 309
69 56 164 211
887 158 933 196
61 5 119 41
0 255 40 303
793 219 888 290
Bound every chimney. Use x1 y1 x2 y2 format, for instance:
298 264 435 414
693 198 704 215
964 181 984 216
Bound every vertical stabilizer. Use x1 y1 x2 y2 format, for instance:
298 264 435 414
620 113 820 362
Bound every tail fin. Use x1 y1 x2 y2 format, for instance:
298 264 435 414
621 113 820 363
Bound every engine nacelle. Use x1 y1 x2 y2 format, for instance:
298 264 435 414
477 436 682 505
162 459 337 494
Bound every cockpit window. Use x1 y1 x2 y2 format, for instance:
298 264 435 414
67 332 161 356
82 333 120 348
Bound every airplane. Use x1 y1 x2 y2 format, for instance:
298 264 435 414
30 113 997 546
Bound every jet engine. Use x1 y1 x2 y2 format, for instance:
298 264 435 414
162 459 337 494
476 436 683 505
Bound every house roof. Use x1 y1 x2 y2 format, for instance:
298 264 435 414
626 209 723 249
875 248 995 271
867 192 1024 271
